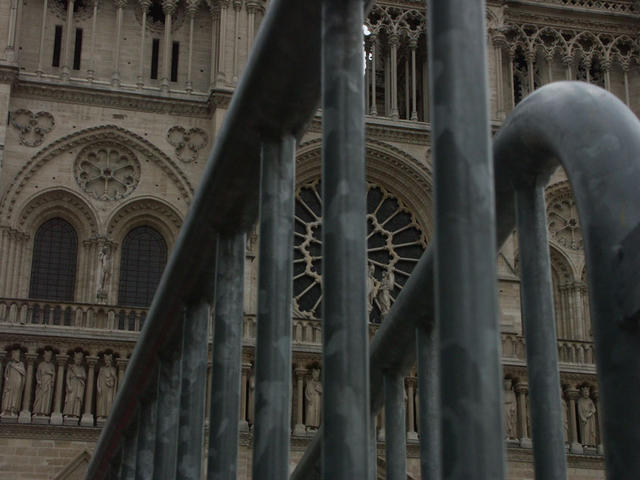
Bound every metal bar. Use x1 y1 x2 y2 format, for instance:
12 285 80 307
207 233 245 479
428 0 504 478
153 317 184 478
383 373 406 480
252 135 296 479
177 301 210 480
515 183 567 480
321 0 369 478
416 324 441 480
136 372 159 480
120 418 139 480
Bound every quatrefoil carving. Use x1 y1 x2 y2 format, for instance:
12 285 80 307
167 126 209 163
10 110 55 147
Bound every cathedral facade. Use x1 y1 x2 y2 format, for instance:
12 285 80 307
0 0 637 478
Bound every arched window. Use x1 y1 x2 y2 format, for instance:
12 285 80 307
29 218 78 301
118 226 167 307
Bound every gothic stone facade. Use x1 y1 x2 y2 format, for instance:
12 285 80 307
1 0 638 478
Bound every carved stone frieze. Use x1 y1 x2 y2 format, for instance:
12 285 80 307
167 126 209 163
10 110 55 147
74 143 141 201
546 185 583 251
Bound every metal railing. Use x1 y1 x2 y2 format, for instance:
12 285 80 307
86 0 640 479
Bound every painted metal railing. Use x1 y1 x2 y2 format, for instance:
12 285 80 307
86 0 640 479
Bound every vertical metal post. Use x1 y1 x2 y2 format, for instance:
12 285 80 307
321 0 370 478
416 324 441 480
207 233 245 479
177 301 210 479
515 183 567 480
384 373 407 480
428 0 504 478
252 135 296 480
136 372 159 480
120 417 139 480
154 320 184 478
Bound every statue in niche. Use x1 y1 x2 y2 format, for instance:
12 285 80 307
577 385 597 446
96 245 112 303
503 378 517 440
305 367 322 431
1 348 25 416
96 354 117 420
561 396 568 443
63 352 86 418
366 263 379 315
32 350 55 416
377 269 395 317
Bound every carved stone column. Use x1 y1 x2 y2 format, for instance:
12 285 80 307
409 39 418 121
137 0 152 88
566 387 583 454
111 0 128 87
246 0 259 53
526 50 535 94
239 362 251 431
293 367 307 435
80 356 98 426
5 0 19 62
116 357 128 390
623 63 631 107
389 33 400 120
0 351 5 396
185 0 199 93
87 0 99 81
369 34 378 116
18 352 37 423
36 0 49 75
592 387 604 454
563 55 574 81
406 376 418 441
50 354 68 425
216 0 230 86
545 54 553 84
515 382 531 448
161 0 178 93
231 0 242 83
208 2 220 89
61 0 75 80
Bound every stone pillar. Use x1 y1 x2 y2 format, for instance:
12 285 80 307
87 0 99 81
61 0 75 80
409 40 418 121
602 60 611 91
111 0 127 87
80 356 98 426
239 362 250 431
185 0 198 93
18 352 37 423
563 55 574 81
545 54 553 84
566 387 583 454
50 354 68 425
161 0 177 93
515 382 531 448
208 3 220 89
293 368 307 435
216 0 229 86
369 35 378 116
526 51 535 94
4 0 19 62
116 357 127 390
137 0 152 88
623 65 630 107
231 0 242 84
246 0 258 53
406 377 418 441
36 0 49 75
0 351 5 396
389 33 399 119
592 387 604 454
507 49 516 110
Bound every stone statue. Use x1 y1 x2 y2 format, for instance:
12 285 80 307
32 350 55 416
366 263 378 315
96 354 117 420
377 269 395 317
96 245 112 302
305 367 322 431
1 348 25 416
63 352 86 418
503 378 517 440
577 385 597 446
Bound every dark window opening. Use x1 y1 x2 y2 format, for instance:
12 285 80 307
150 38 160 79
52 25 63 67
73 28 83 70
118 226 167 307
148 0 166 23
171 41 179 82
29 218 78 302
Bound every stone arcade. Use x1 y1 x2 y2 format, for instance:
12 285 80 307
0 0 637 478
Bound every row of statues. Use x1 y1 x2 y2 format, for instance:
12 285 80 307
503 378 598 446
1 348 118 422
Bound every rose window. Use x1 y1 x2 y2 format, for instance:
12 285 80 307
547 194 583 250
294 180 427 323
74 143 141 201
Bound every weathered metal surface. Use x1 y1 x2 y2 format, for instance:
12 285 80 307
384 373 407 480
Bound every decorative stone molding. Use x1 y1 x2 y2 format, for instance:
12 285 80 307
105 197 183 240
10 110 55 147
74 143 141 201
135 0 186 33
546 184 583 251
167 126 209 163
48 0 95 21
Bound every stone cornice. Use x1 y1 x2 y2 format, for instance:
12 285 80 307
0 63 19 85
11 77 237 118
0 423 101 442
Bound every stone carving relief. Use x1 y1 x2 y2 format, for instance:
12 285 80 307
167 126 209 163
577 385 597 446
96 242 116 303
74 143 141 201
63 351 86 419
547 189 583 251
32 350 55 417
293 180 427 322
305 367 322 432
10 110 55 147
1 348 25 418
96 354 117 420
504 378 517 440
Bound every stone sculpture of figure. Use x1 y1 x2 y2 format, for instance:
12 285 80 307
503 378 517 440
96 354 117 419
561 396 568 443
366 263 378 315
32 350 55 416
1 348 25 416
577 385 597 446
63 352 86 418
96 244 112 301
377 269 395 317
305 367 322 431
